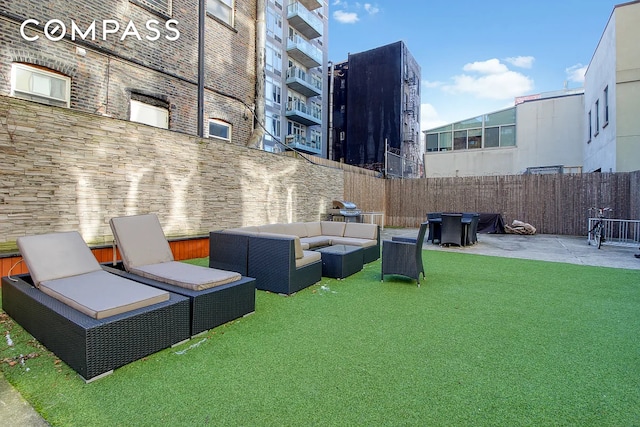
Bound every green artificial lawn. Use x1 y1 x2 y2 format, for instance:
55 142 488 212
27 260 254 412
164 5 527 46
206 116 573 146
1 251 639 426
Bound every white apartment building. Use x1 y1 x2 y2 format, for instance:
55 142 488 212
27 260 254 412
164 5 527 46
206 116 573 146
263 0 329 156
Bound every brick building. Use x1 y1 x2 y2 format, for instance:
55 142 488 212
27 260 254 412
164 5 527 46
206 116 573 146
0 0 258 144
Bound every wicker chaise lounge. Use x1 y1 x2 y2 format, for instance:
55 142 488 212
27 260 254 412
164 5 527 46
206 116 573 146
107 214 256 336
1 231 191 382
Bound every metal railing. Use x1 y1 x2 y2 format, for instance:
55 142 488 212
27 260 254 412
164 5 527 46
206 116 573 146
587 218 640 247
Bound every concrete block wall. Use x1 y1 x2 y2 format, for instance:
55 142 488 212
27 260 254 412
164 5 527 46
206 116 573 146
0 96 344 251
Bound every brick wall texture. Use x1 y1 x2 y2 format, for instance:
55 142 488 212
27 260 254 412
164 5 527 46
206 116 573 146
0 95 344 250
0 0 257 140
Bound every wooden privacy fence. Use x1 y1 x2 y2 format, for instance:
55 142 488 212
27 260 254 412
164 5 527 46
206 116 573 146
345 171 640 236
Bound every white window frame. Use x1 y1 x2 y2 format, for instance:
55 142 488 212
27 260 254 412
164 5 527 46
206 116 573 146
207 0 234 27
10 63 71 108
208 118 232 142
130 99 169 129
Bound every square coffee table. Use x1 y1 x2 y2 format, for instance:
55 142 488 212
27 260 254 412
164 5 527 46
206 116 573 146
315 245 364 279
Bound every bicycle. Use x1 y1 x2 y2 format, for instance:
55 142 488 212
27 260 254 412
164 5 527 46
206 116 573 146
588 207 613 249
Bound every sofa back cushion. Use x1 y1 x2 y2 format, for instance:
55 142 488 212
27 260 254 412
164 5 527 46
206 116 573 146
258 223 286 234
344 223 378 240
282 222 308 238
321 221 346 237
305 222 322 237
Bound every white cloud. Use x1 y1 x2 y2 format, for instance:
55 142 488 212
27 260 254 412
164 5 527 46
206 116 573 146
505 56 535 69
364 3 379 15
463 58 509 75
333 10 360 24
566 63 587 84
421 103 447 131
443 59 534 100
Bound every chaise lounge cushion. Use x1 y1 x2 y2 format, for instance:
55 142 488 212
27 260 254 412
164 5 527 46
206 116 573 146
17 231 103 287
16 231 169 320
109 215 174 269
110 214 242 290
41 270 169 319
129 261 241 291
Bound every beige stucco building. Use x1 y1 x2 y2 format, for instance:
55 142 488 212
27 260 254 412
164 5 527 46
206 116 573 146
423 91 585 178
423 1 640 178
584 0 640 173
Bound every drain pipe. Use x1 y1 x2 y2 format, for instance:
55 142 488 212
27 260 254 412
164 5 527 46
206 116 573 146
247 0 266 148
197 0 205 138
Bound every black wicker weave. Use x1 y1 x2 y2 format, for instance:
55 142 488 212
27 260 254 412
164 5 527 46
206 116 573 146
209 231 250 275
248 234 322 295
441 213 465 247
381 222 428 286
1 273 190 382
103 263 256 336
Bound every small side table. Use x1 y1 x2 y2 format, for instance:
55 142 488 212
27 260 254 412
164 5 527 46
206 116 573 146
360 212 384 230
315 245 364 279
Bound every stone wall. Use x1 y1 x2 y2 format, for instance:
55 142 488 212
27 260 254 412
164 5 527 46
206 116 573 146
0 96 344 250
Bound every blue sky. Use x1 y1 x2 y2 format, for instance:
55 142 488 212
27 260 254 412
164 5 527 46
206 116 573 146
327 0 623 130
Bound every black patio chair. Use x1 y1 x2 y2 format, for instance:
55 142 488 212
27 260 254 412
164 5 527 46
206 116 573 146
462 212 480 245
381 222 428 286
441 213 464 246
426 212 442 244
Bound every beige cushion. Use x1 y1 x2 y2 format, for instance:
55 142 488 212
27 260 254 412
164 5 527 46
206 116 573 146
330 237 378 248
17 231 102 287
282 222 308 238
300 236 332 248
305 222 322 237
110 214 174 270
130 261 241 291
40 270 169 319
224 227 259 236
321 221 346 237
258 223 286 234
295 250 322 269
344 223 378 240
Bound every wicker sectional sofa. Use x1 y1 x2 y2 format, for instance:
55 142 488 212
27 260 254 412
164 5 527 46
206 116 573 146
209 221 380 295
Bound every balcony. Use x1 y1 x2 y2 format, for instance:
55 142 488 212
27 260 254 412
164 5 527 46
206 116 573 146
287 3 322 39
298 0 322 11
286 66 322 98
285 134 322 155
286 100 322 126
286 35 322 68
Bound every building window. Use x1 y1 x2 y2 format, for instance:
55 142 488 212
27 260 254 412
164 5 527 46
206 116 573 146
130 97 169 129
266 42 283 76
207 0 234 27
208 119 231 141
595 99 600 136
453 130 467 150
467 128 482 149
603 86 609 127
484 127 499 148
588 110 592 143
130 0 171 17
267 8 283 41
11 63 71 108
500 125 516 147
266 111 281 138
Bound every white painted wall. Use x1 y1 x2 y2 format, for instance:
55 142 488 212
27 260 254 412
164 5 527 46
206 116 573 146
584 9 617 173
423 94 584 177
